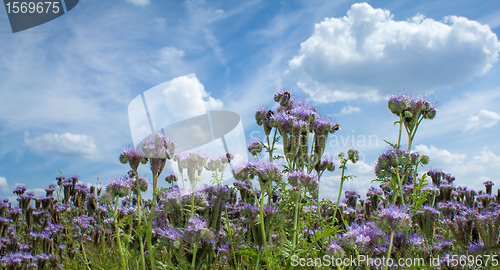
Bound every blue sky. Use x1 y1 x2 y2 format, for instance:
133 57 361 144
1 0 500 201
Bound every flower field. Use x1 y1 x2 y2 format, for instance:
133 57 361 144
1 91 499 270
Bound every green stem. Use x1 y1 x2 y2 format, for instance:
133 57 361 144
81 238 92 270
291 186 302 252
191 242 198 269
394 167 405 204
397 114 403 150
134 170 147 270
114 196 127 270
224 208 239 270
146 173 159 270
332 160 347 229
386 230 395 262
191 187 196 218
258 186 268 257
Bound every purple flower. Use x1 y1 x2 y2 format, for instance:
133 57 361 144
287 171 318 193
247 140 264 157
340 222 384 255
119 147 148 171
312 116 338 135
385 93 436 120
274 90 292 107
73 215 96 231
469 241 486 253
184 216 213 243
484 180 494 187
366 187 382 196
205 154 230 172
141 132 175 159
165 174 178 184
377 206 411 232
271 110 293 133
130 176 149 193
315 157 335 172
483 180 495 195
408 234 425 251
12 185 27 196
105 178 131 198
326 242 345 259
174 151 208 184
254 161 282 184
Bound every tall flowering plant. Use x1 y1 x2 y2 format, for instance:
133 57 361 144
376 94 435 207
4 90 500 270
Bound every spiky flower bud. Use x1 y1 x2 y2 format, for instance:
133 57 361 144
105 178 131 198
347 149 359 163
247 140 263 157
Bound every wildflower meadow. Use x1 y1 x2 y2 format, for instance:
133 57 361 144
1 91 500 270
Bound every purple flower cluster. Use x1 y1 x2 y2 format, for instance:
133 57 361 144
386 93 437 121
287 171 318 193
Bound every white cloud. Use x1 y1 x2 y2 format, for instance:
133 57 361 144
157 47 185 66
340 105 361 115
289 3 500 102
162 74 223 118
415 144 466 165
129 74 224 148
0 176 9 193
24 132 98 158
125 0 150 6
414 144 500 190
352 160 375 174
464 109 500 131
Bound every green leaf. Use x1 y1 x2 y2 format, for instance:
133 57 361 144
384 139 397 148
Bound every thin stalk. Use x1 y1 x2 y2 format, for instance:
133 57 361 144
291 186 302 252
250 184 269 265
80 238 92 270
190 187 196 217
258 187 268 256
224 208 239 270
113 196 127 270
133 169 147 270
146 173 159 270
407 116 424 152
393 167 405 204
191 242 198 269
386 230 395 263
332 160 348 229
396 114 403 150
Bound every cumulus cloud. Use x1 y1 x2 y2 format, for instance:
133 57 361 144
415 144 500 190
289 3 500 103
340 105 361 115
125 0 150 6
157 47 185 66
415 145 466 165
464 109 500 131
24 132 98 158
0 176 8 193
129 74 224 148
162 74 223 118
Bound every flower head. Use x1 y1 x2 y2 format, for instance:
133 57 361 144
287 170 318 193
119 147 147 171
377 206 411 232
247 140 263 157
13 185 27 196
141 132 175 159
105 178 131 198
130 176 149 193
255 161 282 185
